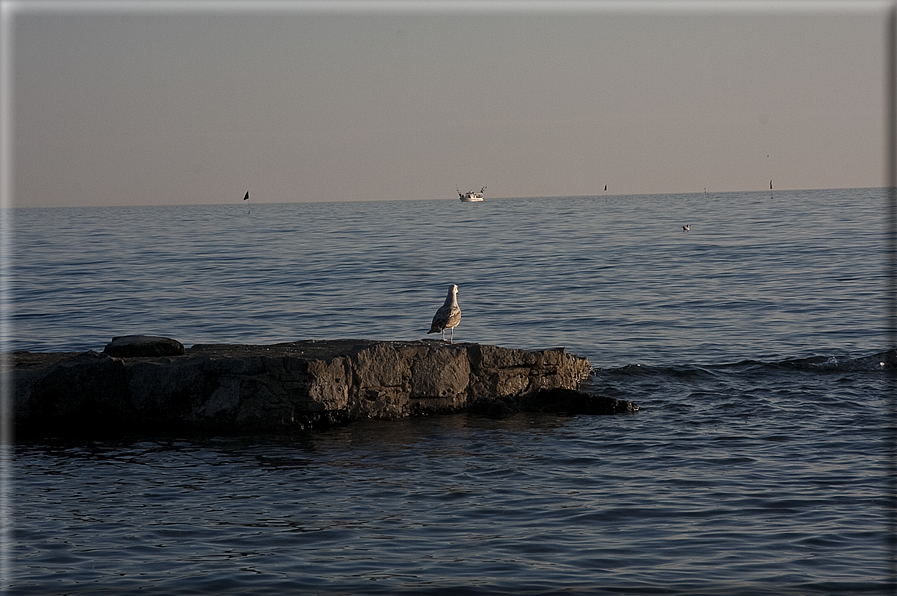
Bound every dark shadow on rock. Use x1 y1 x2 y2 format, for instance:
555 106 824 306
470 388 638 418
523 388 639 415
468 395 522 418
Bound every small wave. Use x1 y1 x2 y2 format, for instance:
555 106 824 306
594 363 718 377
593 349 897 377
769 349 896 373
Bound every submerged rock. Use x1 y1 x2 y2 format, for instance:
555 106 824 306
468 388 639 418
9 338 635 438
523 388 639 415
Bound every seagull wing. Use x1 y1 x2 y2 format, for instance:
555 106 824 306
429 305 452 333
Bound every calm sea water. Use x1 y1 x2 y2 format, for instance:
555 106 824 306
5 189 894 594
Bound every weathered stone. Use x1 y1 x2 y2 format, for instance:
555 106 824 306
410 345 471 401
6 338 627 438
104 335 185 358
307 357 351 411
125 358 205 414
32 351 129 416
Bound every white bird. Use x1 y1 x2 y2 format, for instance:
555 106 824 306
428 284 461 343
682 224 690 231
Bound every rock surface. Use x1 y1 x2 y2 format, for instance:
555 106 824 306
8 338 636 438
103 335 186 358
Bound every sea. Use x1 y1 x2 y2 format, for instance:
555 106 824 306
4 188 894 595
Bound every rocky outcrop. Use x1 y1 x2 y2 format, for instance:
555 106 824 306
104 335 186 357
8 338 636 438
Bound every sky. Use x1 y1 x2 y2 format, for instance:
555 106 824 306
4 0 894 207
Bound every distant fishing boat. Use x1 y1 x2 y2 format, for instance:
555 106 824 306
457 186 486 202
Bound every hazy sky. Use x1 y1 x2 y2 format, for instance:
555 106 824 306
6 1 893 207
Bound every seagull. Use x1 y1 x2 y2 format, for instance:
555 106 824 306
683 224 690 231
428 284 461 343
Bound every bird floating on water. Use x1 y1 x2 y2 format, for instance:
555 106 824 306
428 284 461 343
683 224 690 232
